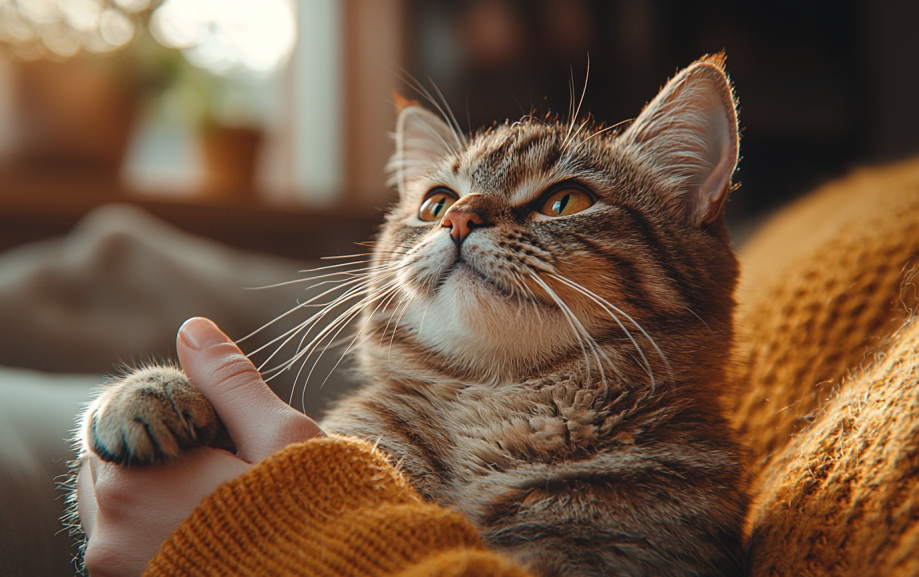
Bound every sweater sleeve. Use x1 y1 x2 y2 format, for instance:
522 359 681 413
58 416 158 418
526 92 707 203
143 435 533 577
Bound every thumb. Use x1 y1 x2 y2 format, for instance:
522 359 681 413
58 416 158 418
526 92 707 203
176 317 324 463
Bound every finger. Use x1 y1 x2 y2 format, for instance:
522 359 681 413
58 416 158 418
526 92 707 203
177 317 324 463
81 457 154 577
84 448 250 577
83 526 151 577
76 457 98 539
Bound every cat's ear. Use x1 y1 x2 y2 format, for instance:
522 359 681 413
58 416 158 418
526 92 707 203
621 55 739 226
386 103 463 195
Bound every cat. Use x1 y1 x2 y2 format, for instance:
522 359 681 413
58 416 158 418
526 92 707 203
78 55 748 577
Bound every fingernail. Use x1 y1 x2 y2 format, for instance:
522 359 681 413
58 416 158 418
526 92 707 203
180 317 230 350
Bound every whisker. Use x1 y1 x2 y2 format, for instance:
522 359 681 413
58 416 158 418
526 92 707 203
550 273 651 388
319 252 382 260
282 282 400 406
428 80 469 148
294 290 401 397
237 257 407 346
683 305 711 331
240 281 363 348
318 285 403 388
245 271 390 353
549 273 672 390
564 57 590 149
243 266 384 294
257 271 404 375
300 257 378 269
566 66 576 141
283 279 403 380
378 287 407 347
322 247 410 259
402 73 467 150
569 118 631 157
519 278 543 322
529 273 610 386
259 287 370 382
281 278 401 373
388 292 417 361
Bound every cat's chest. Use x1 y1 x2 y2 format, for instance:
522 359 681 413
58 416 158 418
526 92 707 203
433 383 610 466
323 376 620 507
407 380 637 523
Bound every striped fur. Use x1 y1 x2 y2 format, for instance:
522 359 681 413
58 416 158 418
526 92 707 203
78 56 748 577
322 56 748 576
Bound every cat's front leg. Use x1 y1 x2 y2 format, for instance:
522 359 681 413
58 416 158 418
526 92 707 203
81 365 234 466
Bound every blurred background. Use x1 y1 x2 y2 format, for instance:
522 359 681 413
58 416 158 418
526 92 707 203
1 2 918 575
0 0 917 258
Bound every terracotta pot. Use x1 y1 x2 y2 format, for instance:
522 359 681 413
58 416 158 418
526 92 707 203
10 58 138 175
200 125 263 201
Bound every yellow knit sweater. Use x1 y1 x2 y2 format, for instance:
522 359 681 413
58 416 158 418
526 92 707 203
145 157 919 577
732 157 919 577
144 436 533 577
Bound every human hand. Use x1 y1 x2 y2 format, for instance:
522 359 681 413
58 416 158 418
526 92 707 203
78 317 324 577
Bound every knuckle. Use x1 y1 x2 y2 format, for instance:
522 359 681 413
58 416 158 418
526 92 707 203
208 354 260 398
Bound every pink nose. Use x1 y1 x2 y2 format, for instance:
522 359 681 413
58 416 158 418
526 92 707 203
441 209 488 246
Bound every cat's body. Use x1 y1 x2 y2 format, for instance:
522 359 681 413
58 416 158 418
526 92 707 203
322 365 746 576
80 56 748 576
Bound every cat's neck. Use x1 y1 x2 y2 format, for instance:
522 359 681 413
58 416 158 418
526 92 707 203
357 334 722 398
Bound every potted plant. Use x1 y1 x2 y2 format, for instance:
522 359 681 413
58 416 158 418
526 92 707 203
1 0 296 196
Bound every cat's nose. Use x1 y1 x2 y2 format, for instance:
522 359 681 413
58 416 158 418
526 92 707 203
441 208 489 246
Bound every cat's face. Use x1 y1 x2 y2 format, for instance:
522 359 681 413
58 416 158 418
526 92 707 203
365 56 740 387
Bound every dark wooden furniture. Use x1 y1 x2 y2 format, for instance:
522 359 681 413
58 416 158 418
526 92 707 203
0 166 383 260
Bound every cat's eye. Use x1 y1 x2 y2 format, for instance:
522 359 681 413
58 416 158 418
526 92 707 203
539 188 594 217
419 188 458 222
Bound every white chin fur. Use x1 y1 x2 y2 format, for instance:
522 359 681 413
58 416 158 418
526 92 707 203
401 268 574 378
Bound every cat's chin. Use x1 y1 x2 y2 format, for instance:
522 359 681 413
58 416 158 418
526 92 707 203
400 268 575 380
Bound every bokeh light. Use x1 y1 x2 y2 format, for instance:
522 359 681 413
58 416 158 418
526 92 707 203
61 0 102 32
114 0 148 12
99 7 132 45
150 0 296 75
0 0 143 57
0 0 296 75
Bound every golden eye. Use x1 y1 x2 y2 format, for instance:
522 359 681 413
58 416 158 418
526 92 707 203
419 189 458 222
539 188 593 217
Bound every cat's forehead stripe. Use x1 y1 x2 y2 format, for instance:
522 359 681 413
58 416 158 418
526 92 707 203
455 124 597 205
419 122 608 205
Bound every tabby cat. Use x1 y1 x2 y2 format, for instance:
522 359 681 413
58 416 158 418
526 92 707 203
81 55 748 576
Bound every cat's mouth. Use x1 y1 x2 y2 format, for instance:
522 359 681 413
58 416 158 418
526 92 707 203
439 259 514 298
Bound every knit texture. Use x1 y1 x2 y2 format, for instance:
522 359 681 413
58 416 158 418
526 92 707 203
144 436 533 577
140 158 919 576
732 156 919 473
745 316 919 577
732 155 919 576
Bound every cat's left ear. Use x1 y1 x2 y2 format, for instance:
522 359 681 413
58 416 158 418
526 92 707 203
621 54 739 226
386 101 463 196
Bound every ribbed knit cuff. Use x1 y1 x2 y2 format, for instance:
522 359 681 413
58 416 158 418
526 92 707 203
394 549 535 577
143 436 529 577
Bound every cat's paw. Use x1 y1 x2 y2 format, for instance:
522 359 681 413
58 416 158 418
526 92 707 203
81 365 234 466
